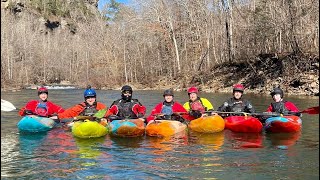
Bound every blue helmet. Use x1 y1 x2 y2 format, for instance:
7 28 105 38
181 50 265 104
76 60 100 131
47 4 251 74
84 85 96 98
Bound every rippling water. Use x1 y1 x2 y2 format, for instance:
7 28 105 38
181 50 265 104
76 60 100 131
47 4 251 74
1 89 319 179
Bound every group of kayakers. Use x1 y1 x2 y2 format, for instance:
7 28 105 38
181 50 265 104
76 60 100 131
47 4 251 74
19 84 300 124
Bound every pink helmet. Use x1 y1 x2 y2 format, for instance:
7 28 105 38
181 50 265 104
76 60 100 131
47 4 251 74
233 84 244 93
188 86 199 94
38 86 48 95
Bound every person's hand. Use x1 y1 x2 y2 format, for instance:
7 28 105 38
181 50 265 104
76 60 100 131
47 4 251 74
190 110 202 118
201 113 208 117
100 118 108 126
211 112 218 116
147 120 155 125
137 113 144 118
24 109 33 115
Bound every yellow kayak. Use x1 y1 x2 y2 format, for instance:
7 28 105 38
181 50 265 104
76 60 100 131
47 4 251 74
146 120 187 137
72 120 108 138
189 115 225 133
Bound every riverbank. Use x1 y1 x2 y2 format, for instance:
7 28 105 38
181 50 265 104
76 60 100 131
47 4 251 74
1 53 319 96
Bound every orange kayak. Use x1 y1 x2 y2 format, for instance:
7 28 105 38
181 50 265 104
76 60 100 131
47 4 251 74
146 120 187 137
189 115 225 133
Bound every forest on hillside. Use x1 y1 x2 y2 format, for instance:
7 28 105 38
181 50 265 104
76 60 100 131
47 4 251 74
1 0 319 95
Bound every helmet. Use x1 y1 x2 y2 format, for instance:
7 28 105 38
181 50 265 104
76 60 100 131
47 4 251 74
84 85 96 98
163 89 174 97
38 86 48 95
121 85 133 93
188 86 199 94
270 87 283 98
233 84 245 93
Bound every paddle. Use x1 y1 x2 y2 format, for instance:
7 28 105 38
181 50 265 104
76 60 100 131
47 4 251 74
209 106 319 117
1 99 17 112
151 112 186 123
171 106 319 118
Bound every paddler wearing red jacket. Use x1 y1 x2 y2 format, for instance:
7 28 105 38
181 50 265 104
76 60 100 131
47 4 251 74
146 89 192 124
266 87 299 114
50 86 107 121
19 86 65 117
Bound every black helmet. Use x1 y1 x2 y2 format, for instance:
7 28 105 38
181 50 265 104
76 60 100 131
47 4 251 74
121 85 133 93
270 87 284 98
163 89 174 97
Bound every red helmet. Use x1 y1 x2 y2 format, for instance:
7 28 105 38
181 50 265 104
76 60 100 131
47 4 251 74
188 86 199 94
38 86 48 95
233 84 244 93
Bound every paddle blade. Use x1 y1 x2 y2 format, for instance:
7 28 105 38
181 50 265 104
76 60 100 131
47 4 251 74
1 99 16 112
301 106 319 114
93 109 107 119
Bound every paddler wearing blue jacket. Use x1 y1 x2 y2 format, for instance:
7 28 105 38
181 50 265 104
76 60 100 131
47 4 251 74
217 84 255 114
183 86 214 119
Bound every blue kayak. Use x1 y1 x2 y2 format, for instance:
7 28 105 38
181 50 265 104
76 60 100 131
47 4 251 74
17 116 56 133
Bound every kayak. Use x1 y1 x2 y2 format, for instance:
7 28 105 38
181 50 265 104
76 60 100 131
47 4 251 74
224 116 263 133
72 120 108 138
146 120 187 137
17 116 56 133
108 119 145 137
264 115 302 133
189 115 225 133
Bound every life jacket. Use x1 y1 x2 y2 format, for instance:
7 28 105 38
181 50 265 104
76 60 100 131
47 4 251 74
271 101 288 114
79 102 98 116
160 101 174 120
35 101 48 117
189 98 205 112
226 98 248 112
115 99 138 119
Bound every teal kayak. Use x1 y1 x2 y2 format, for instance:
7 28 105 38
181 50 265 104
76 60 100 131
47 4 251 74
17 116 56 133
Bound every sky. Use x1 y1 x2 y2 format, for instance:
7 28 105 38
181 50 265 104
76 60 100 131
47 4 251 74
98 0 130 11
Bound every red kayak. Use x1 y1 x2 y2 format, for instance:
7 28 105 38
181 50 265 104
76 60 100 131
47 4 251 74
264 116 302 133
224 116 263 133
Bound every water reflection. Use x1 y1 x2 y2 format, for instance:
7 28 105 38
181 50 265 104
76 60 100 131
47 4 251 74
189 131 225 151
225 130 264 149
110 136 144 149
18 132 48 155
266 132 301 150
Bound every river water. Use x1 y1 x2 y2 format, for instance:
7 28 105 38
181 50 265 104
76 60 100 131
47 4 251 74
1 89 319 179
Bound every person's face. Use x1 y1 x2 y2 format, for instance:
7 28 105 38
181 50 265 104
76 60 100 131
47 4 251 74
233 91 242 99
39 93 48 101
86 96 96 105
123 91 132 97
189 93 198 101
272 94 282 102
164 95 173 102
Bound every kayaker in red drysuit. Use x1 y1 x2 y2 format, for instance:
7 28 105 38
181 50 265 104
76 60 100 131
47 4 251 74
19 86 65 118
146 89 192 124
217 84 255 115
266 87 299 114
